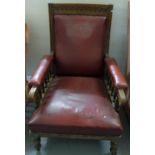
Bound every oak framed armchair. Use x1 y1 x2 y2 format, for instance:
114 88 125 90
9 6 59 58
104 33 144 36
27 4 128 155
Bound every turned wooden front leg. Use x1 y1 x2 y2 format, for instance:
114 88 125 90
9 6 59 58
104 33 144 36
33 135 41 151
110 140 118 155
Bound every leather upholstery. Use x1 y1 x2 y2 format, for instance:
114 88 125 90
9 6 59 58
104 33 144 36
29 77 123 136
29 55 53 88
54 15 107 76
105 58 128 89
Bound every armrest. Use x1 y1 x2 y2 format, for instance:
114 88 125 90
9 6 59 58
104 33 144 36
105 57 128 89
28 54 53 88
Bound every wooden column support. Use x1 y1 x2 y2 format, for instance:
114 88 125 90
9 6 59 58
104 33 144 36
110 140 119 155
118 89 126 105
104 69 127 112
28 87 39 103
27 73 54 108
33 136 41 151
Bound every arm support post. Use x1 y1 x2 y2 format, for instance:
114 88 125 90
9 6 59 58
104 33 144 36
27 54 54 105
104 57 128 111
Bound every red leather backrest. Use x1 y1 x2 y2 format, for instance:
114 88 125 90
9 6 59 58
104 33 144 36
54 15 107 76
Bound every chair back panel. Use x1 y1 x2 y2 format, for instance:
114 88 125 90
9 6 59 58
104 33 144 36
48 4 113 76
54 15 107 76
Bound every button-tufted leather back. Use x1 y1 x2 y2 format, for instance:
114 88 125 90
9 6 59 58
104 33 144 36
54 15 107 76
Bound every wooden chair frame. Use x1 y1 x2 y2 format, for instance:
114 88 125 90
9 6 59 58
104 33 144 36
28 4 127 155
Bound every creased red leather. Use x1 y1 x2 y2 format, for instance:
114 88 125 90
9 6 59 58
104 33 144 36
28 76 123 136
54 15 107 76
105 58 128 89
29 55 53 87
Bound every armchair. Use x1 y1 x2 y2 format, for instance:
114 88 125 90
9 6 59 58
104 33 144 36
27 4 128 155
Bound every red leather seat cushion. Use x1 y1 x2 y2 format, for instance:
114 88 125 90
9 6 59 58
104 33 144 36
29 77 123 136
54 15 107 76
